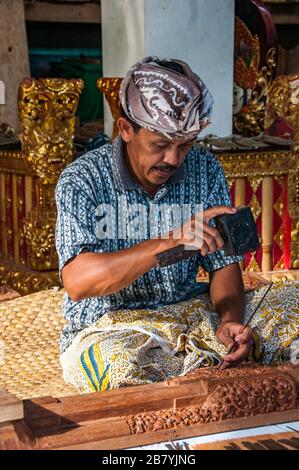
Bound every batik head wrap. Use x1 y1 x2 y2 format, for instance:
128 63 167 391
120 56 213 140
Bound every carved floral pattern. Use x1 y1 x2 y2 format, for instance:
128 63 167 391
126 365 296 434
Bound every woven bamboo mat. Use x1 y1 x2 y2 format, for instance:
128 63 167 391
0 288 76 400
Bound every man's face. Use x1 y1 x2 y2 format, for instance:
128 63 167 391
118 119 195 190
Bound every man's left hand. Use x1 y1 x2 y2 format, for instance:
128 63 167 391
216 321 254 370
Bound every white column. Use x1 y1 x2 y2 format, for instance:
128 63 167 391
0 0 30 131
101 0 235 137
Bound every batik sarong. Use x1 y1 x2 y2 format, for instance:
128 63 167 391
60 283 299 394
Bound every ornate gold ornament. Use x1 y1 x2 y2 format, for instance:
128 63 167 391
0 260 60 296
18 77 84 184
0 78 83 293
22 209 57 271
17 78 83 272
233 17 277 136
265 74 299 141
97 78 123 138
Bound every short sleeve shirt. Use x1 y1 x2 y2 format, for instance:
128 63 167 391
55 136 242 353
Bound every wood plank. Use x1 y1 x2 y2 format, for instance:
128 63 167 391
0 389 23 424
54 409 299 450
24 1 101 24
24 379 208 430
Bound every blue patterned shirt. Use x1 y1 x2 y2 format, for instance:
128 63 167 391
55 136 242 353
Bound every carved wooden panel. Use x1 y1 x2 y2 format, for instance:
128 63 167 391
0 363 298 450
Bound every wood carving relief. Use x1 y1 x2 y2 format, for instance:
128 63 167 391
0 363 298 449
126 364 297 434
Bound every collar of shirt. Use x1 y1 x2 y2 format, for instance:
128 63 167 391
111 135 186 195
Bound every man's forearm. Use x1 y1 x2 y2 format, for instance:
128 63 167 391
62 237 175 301
209 263 245 324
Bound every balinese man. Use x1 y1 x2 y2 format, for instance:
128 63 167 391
55 57 298 393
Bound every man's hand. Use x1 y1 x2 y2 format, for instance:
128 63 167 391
216 321 254 370
171 206 236 256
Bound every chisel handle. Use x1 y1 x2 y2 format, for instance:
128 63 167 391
155 245 198 267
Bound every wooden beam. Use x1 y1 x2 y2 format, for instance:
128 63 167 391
24 1 101 24
272 13 299 24
0 389 24 424
265 2 299 24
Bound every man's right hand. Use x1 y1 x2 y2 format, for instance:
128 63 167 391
171 206 236 256
62 205 237 302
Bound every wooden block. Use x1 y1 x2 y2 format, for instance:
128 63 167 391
0 388 23 424
24 0 101 24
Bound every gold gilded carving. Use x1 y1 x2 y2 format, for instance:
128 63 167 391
273 176 285 270
0 261 60 296
22 209 57 271
18 77 84 184
15 78 83 276
218 150 295 178
234 16 277 136
0 150 31 175
247 256 261 273
0 79 83 292
265 74 299 141
22 182 58 271
97 78 123 139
